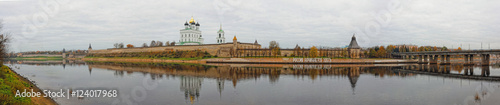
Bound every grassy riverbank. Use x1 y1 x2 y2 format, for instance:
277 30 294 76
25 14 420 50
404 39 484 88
0 65 57 105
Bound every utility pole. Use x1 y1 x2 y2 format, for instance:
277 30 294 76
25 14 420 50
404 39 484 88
469 44 470 50
481 42 483 50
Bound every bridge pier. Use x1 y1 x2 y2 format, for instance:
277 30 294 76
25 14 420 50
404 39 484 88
417 55 425 64
481 54 490 66
463 55 474 65
429 55 438 64
439 55 451 65
464 66 474 76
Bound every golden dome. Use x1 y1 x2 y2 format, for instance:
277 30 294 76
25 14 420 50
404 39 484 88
189 17 195 23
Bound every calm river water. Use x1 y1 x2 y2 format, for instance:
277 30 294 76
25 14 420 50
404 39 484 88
6 60 500 105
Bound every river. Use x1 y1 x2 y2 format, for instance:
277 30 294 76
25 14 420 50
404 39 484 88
5 60 500 105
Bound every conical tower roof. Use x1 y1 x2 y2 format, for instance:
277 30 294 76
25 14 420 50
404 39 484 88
348 34 361 49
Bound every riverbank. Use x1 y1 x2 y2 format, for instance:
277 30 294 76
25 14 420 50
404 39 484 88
82 57 417 64
82 57 207 64
0 65 57 105
11 56 63 61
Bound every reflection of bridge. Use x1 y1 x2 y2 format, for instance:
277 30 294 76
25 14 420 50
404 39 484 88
393 50 500 65
395 64 500 81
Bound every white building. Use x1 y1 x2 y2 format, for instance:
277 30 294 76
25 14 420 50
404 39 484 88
216 24 225 44
179 17 204 45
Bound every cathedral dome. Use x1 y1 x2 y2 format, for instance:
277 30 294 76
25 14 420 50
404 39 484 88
189 17 195 23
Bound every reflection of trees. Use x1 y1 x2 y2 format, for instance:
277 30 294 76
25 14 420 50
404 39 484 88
451 64 464 73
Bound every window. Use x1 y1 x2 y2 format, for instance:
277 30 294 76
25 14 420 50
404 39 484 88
219 34 221 37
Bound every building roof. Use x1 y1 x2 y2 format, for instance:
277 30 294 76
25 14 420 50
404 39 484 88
218 24 224 33
348 34 361 49
189 17 195 23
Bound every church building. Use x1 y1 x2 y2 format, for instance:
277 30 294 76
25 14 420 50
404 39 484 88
179 17 204 45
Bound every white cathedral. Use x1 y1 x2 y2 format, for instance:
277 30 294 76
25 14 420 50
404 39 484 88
179 17 225 45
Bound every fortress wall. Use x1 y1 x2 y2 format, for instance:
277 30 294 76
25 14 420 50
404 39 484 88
89 43 261 57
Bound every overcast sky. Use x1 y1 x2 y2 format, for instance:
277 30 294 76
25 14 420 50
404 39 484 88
1 0 499 52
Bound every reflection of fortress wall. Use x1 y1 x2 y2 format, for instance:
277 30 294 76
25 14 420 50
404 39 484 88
87 62 410 82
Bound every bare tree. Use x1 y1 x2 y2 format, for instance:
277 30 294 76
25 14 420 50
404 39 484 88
165 41 170 46
170 41 175 46
118 43 124 48
0 20 11 64
150 40 156 47
156 41 163 46
142 43 148 47
113 43 120 48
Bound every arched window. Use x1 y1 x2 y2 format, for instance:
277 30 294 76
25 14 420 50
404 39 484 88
219 34 221 37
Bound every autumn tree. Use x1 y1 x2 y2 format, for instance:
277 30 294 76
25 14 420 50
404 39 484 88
457 47 462 51
433 46 438 51
442 46 448 51
377 46 386 58
126 44 134 48
309 46 318 58
269 41 280 56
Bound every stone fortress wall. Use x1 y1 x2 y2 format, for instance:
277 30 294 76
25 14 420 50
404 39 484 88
89 39 261 57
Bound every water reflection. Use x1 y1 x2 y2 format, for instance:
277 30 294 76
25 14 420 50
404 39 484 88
6 60 500 105
81 62 421 103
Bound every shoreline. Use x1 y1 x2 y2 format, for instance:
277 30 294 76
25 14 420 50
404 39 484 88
4 66 58 105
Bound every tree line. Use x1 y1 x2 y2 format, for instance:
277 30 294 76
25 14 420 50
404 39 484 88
365 45 450 58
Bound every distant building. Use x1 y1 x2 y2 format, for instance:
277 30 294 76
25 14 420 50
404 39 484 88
216 24 226 44
348 34 361 58
179 17 204 45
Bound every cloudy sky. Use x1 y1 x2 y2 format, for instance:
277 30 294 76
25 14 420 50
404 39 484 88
1 0 499 52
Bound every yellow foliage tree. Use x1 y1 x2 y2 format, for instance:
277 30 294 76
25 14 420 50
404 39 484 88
457 47 462 50
309 46 318 58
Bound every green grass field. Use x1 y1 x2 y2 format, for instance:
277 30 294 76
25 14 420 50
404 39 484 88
0 65 32 105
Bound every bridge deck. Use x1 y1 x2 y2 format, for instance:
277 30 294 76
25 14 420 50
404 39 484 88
393 50 500 55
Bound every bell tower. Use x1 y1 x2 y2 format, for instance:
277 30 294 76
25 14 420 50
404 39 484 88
216 24 225 44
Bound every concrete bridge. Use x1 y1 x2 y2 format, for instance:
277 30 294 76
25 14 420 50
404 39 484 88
392 49 500 65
